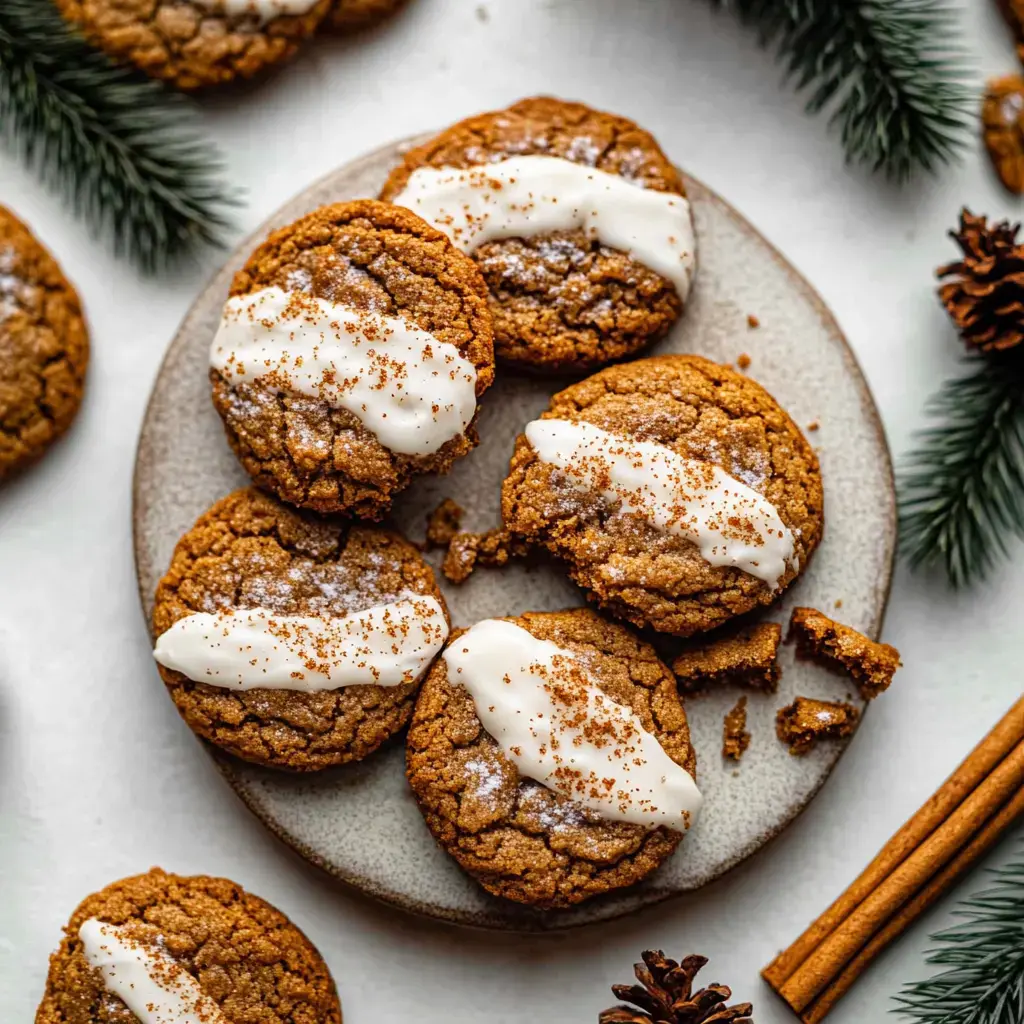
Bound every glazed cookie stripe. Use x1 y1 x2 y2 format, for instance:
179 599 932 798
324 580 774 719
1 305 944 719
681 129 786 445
153 595 448 690
443 618 703 829
209 287 478 457
390 155 696 299
525 418 797 589
79 918 229 1024
193 0 320 20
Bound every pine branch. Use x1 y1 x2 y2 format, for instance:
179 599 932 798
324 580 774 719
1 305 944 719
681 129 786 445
893 846 1024 1024
707 0 974 182
0 0 236 273
898 356 1024 588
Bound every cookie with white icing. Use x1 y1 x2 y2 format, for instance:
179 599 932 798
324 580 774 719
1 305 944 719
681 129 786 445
53 0 331 90
152 487 450 771
381 96 694 374
210 199 495 518
502 355 823 637
34 868 342 1024
406 608 699 909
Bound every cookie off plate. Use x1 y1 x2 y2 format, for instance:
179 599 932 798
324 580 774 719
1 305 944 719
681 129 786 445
133 135 895 930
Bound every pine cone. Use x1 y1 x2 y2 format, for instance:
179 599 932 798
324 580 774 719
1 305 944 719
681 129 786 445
599 951 753 1024
937 209 1024 353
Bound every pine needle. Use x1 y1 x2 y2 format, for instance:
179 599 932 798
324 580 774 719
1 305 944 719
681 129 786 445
0 0 236 273
893 848 1024 1024
898 357 1024 588
707 0 974 181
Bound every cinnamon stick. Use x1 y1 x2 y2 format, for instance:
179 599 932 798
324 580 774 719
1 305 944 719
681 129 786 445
762 695 1024 1020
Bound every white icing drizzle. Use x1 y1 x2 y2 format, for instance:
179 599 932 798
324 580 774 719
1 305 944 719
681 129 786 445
193 0 319 21
209 286 478 456
79 918 229 1024
390 155 696 300
443 619 702 829
153 595 448 691
525 418 796 590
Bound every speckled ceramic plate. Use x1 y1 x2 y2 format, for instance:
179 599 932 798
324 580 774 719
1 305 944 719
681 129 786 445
133 136 895 930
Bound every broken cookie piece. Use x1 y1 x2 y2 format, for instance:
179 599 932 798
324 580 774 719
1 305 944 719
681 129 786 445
672 621 781 693
442 528 529 584
425 498 464 550
775 696 860 756
722 696 750 762
789 607 900 699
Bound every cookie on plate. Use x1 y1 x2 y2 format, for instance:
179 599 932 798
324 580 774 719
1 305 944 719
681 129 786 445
209 199 495 518
502 355 823 637
406 607 701 909
0 206 88 482
329 0 407 30
53 0 331 90
152 487 450 771
381 96 695 374
35 867 342 1024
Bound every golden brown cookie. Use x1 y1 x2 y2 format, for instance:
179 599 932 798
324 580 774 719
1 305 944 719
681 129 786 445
211 199 495 518
672 621 782 692
775 696 860 755
380 96 689 373
35 868 342 1024
152 487 449 771
406 608 697 909
0 206 88 481
53 0 331 91
502 355 823 637
329 0 407 30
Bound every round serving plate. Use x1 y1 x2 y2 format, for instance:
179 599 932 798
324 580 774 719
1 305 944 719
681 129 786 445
133 135 895 930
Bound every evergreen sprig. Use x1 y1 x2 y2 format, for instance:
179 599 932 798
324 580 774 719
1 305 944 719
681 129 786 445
0 0 235 273
898 355 1024 589
893 846 1024 1024
708 0 973 182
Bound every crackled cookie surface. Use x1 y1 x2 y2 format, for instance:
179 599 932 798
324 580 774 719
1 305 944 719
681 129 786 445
406 608 698 909
502 355 823 637
210 199 494 517
381 96 692 373
35 868 342 1024
152 487 449 771
0 206 88 482
53 0 331 90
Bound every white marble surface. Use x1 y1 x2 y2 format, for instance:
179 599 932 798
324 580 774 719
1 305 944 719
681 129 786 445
1 1 1021 1020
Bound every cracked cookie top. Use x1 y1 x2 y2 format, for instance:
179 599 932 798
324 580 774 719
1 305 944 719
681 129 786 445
0 206 88 481
34 868 342 1024
152 487 449 771
380 96 690 374
210 199 495 518
501 355 823 637
53 0 332 90
406 607 697 909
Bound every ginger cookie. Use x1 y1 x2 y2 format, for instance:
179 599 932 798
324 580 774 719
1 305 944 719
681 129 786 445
329 0 407 31
152 487 450 771
380 96 694 374
0 207 88 482
53 0 331 91
406 608 700 909
35 867 342 1024
210 199 495 518
502 355 823 637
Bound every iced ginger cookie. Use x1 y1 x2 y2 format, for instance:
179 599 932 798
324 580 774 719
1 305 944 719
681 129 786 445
53 0 331 91
406 608 700 909
0 206 88 481
502 355 823 637
152 487 450 771
35 868 342 1024
210 199 495 518
380 96 694 374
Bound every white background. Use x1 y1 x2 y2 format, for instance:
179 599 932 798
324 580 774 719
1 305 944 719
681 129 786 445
2 1 1022 1020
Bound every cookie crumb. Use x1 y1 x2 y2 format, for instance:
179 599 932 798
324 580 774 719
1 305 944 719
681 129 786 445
789 607 900 699
672 621 781 693
776 696 860 755
443 528 529 584
807 420 820 432
747 314 760 328
736 353 751 370
722 696 750 761
425 498 464 550
834 598 843 609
